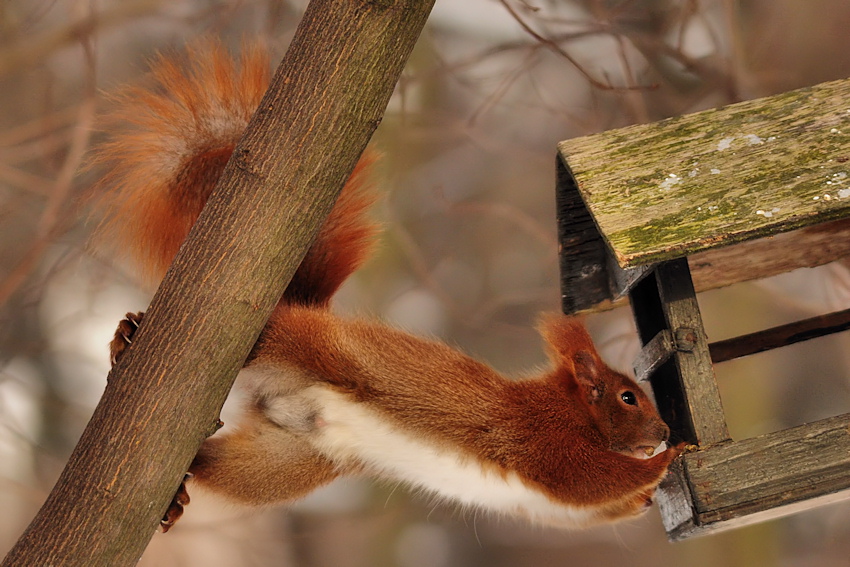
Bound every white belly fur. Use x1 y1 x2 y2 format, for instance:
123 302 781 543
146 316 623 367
268 384 601 528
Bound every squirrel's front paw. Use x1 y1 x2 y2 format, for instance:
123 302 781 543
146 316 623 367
109 311 144 367
159 473 193 533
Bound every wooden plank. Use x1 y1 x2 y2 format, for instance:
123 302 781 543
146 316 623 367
558 77 850 268
561 196 850 315
558 161 850 314
688 216 850 291
659 413 850 540
557 152 657 314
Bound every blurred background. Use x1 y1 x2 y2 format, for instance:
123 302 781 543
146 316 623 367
2 0 850 565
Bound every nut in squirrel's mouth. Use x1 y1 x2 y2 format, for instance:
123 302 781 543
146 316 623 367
636 446 655 459
629 441 667 459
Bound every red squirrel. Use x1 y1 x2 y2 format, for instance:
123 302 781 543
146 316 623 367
97 39 681 531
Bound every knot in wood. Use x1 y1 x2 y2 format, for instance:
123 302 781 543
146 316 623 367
674 327 697 352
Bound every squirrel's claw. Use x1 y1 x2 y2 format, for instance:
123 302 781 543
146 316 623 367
159 473 193 533
109 311 145 367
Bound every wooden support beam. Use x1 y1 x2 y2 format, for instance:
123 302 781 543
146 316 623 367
653 260 729 445
561 217 850 315
630 260 730 447
709 306 850 363
607 253 654 299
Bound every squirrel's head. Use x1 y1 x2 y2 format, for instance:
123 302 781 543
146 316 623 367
539 315 670 458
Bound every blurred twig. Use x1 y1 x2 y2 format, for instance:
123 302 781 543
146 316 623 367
467 48 539 126
0 33 96 307
613 34 650 123
0 0 162 76
438 197 557 255
0 163 55 195
497 0 649 91
0 106 79 151
385 208 462 315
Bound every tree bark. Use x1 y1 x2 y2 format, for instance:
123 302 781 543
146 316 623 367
2 1 434 565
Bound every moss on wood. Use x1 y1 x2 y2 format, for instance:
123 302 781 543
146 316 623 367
558 78 850 267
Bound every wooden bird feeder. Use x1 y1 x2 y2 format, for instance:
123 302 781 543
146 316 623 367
556 77 850 540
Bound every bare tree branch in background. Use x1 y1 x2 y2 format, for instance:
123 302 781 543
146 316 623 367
0 20 96 307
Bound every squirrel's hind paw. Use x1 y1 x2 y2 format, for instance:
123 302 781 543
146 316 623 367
109 311 144 367
159 473 193 533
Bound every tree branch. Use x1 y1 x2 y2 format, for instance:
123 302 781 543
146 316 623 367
1 1 434 565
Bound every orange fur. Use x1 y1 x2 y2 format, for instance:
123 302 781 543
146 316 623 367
251 307 675 509
93 39 378 298
191 406 340 506
100 40 680 530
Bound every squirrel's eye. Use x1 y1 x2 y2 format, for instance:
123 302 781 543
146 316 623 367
621 391 637 406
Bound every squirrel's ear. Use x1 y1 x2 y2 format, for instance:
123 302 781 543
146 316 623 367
538 313 594 362
538 314 605 401
571 350 604 401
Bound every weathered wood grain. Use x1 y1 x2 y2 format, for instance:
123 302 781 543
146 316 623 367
659 413 850 540
632 329 674 383
558 77 850 268
634 260 730 446
688 216 850 291
556 75 850 543
557 153 850 315
555 158 610 313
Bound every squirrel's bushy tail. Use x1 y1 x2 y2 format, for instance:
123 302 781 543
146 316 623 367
93 39 379 307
